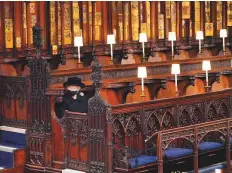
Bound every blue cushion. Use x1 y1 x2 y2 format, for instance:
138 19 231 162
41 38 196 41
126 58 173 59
129 155 157 168
0 131 26 147
0 150 14 168
198 142 224 152
164 148 193 160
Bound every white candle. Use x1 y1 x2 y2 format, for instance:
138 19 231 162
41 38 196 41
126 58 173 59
110 44 113 60
142 42 145 58
171 40 174 58
78 46 80 62
141 78 144 91
199 39 201 54
175 74 178 92
206 70 208 87
223 37 225 52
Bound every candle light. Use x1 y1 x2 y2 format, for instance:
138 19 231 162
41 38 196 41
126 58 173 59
215 169 222 173
139 33 147 59
107 34 116 61
74 36 83 63
202 60 211 87
168 32 176 59
220 29 227 52
138 67 147 98
196 31 204 55
171 64 180 92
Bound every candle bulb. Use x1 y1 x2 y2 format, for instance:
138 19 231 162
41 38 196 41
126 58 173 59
168 32 176 59
74 36 83 63
107 34 116 61
171 64 180 93
196 31 204 55
202 60 211 87
139 33 147 60
220 29 227 52
138 67 147 98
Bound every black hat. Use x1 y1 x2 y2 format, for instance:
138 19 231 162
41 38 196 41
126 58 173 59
63 77 85 88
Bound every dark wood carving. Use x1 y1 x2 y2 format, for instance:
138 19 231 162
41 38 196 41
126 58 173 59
26 24 52 169
0 76 29 109
88 56 112 173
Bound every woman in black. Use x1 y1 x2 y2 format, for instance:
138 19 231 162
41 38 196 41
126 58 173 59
54 77 88 119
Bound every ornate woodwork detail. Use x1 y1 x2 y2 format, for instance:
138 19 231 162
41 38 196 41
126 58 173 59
68 159 89 172
28 24 50 133
49 58 232 84
27 135 45 166
67 112 88 146
0 117 27 128
197 121 227 143
161 129 195 149
88 56 109 173
205 99 228 121
0 76 29 109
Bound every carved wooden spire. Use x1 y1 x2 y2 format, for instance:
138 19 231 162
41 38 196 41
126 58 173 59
91 56 103 91
32 23 43 57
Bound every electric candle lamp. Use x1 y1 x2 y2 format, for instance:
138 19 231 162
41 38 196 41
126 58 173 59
171 64 180 93
220 29 227 52
168 32 176 59
107 34 116 61
139 33 147 59
202 60 211 87
215 169 222 173
196 31 204 55
138 67 147 98
74 36 83 63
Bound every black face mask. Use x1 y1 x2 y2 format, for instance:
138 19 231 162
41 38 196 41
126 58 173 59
66 90 79 97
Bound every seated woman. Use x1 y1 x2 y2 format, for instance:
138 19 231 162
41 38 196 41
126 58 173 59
54 77 88 119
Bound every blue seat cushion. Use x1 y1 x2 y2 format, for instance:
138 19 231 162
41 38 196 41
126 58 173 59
198 142 224 152
129 155 157 168
0 131 26 147
0 151 14 168
164 148 193 160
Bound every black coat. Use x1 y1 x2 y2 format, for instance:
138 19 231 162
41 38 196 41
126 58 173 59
54 93 88 119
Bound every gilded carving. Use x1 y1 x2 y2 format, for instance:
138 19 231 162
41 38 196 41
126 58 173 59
182 2 190 19
131 2 139 40
5 19 13 49
171 2 176 32
73 2 80 37
205 1 210 23
227 2 232 26
64 30 71 45
205 23 213 36
165 1 171 19
158 14 165 39
146 1 151 38
195 1 200 32
217 2 222 31
50 2 56 45
30 3 36 13
58 3 61 45
23 3 27 29
16 37 21 48
124 3 129 40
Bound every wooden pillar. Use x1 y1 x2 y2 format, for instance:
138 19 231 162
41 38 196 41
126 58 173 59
194 127 198 173
150 1 157 41
226 120 231 173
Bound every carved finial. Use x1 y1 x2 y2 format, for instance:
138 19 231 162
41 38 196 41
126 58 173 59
32 23 43 54
91 56 102 90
